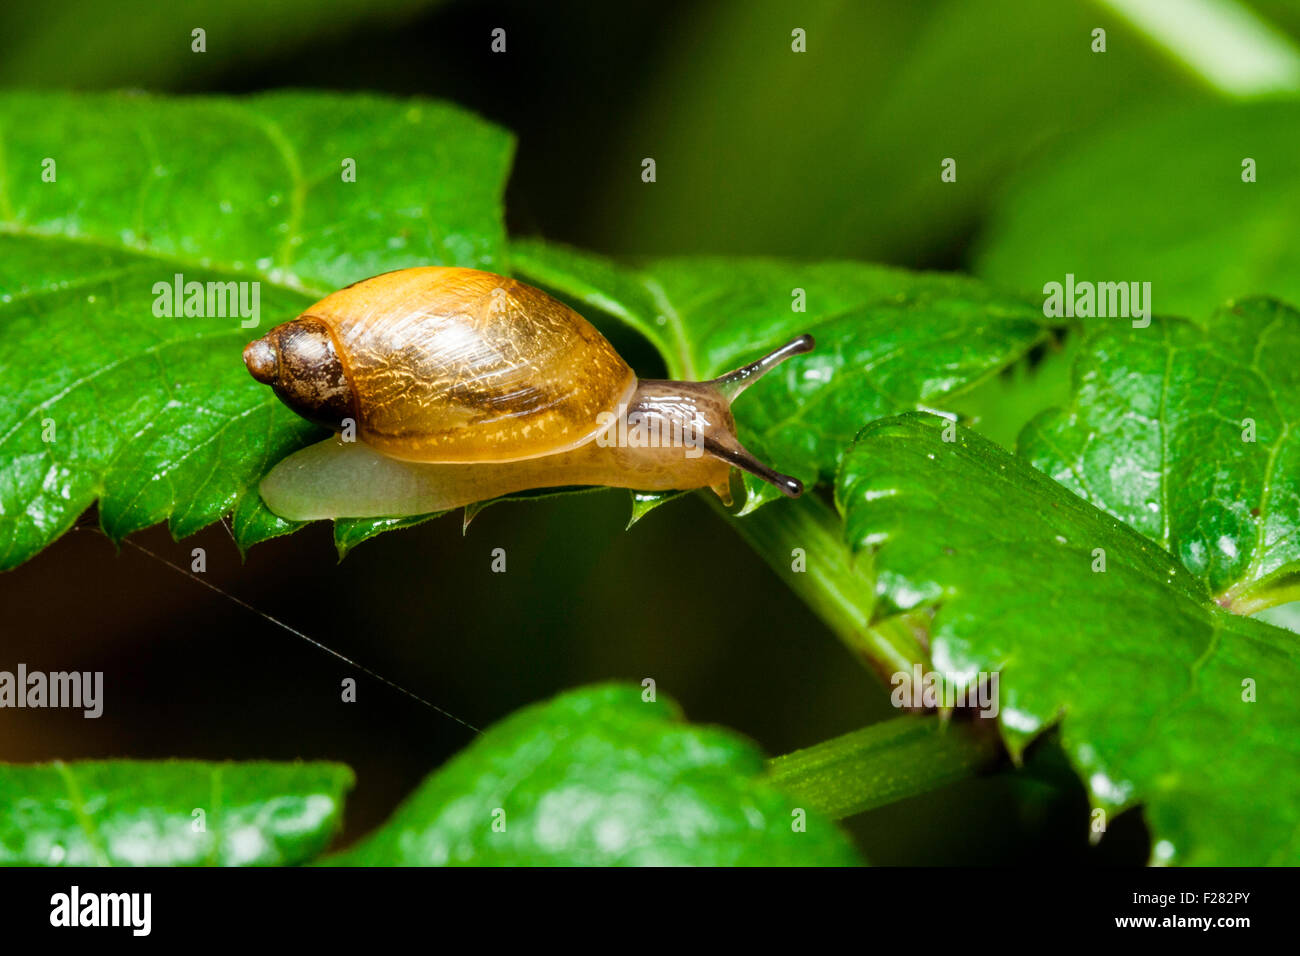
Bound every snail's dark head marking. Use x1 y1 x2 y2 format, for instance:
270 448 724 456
243 317 357 430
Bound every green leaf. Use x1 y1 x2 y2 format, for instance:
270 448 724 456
0 759 353 865
333 512 444 560
330 486 617 559
975 100 1300 317
836 413 1300 865
511 238 1055 512
0 91 512 570
1020 298 1300 610
331 684 861 866
231 489 306 554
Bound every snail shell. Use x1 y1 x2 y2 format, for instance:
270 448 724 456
247 268 636 463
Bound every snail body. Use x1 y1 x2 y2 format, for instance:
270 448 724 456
244 267 811 520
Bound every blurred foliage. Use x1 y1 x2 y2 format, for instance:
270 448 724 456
585 0 1207 265
0 0 441 89
977 100 1300 316
2 689 860 867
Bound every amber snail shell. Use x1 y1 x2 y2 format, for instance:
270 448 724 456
244 267 812 520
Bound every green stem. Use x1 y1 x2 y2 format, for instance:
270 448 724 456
1219 570 1300 616
712 491 990 819
765 715 1003 820
712 493 928 681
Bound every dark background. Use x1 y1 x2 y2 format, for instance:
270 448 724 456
8 0 1286 862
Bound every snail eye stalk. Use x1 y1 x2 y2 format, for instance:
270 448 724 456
703 436 803 498
710 334 815 403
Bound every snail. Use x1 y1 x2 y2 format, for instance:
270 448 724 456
242 267 813 520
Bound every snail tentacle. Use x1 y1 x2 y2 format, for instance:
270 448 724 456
703 434 803 499
709 334 815 403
